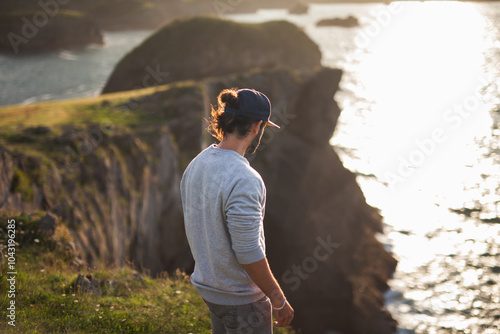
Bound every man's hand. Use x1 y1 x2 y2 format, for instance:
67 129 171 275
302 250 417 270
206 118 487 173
272 299 294 327
242 258 295 327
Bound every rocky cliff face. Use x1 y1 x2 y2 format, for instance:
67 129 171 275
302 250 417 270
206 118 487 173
0 84 205 275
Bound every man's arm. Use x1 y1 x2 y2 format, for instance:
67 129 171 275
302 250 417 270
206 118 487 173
242 257 294 327
225 176 294 326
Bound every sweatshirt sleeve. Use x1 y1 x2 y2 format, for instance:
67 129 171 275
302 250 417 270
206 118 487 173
225 176 266 265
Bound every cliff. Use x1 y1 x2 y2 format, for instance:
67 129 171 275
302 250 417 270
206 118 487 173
101 17 322 94
0 84 203 275
0 11 103 54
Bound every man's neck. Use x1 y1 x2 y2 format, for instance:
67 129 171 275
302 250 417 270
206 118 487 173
216 134 250 157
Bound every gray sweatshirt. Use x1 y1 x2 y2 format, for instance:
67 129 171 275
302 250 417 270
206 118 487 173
180 145 266 305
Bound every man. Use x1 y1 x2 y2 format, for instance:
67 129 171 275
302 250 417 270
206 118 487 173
180 88 294 333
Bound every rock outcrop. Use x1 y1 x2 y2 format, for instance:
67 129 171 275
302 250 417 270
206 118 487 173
101 17 322 94
317 15 360 28
0 11 103 54
74 274 100 295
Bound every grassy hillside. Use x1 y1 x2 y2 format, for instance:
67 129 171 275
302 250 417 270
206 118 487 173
0 211 211 333
0 83 163 129
0 210 296 333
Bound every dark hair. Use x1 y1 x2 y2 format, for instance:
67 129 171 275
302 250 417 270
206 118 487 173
207 88 260 141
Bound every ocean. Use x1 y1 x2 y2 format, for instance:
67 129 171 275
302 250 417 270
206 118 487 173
0 30 153 106
1 2 499 333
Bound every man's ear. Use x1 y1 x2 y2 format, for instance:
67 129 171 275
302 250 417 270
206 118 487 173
252 120 264 134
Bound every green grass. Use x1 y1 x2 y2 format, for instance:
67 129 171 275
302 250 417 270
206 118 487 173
0 80 200 127
0 211 295 333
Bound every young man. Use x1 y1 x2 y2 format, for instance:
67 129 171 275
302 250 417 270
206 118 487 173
180 88 294 333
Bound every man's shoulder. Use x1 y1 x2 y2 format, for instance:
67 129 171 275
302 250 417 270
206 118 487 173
241 164 263 182
230 163 264 194
183 145 216 173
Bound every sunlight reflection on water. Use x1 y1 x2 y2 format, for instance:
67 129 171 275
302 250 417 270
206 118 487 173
328 2 500 332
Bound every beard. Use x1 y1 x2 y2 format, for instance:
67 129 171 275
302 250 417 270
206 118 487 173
246 123 266 155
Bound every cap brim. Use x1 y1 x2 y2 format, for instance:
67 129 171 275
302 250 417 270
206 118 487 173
266 120 280 129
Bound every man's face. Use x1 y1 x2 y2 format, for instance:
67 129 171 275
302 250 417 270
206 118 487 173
247 123 266 155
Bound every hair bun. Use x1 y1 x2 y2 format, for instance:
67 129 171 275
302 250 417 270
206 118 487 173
219 89 239 109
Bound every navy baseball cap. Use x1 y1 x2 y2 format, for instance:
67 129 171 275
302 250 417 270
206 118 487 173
224 89 280 128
